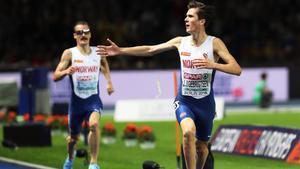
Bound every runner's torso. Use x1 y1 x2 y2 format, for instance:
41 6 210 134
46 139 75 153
177 35 216 104
69 46 101 99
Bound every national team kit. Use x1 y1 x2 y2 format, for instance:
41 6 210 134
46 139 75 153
69 46 103 135
175 36 216 141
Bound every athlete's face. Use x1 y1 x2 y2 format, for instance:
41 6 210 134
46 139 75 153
73 24 91 46
184 8 205 34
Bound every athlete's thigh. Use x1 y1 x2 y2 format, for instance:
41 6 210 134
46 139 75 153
174 100 195 123
69 107 85 135
193 107 215 141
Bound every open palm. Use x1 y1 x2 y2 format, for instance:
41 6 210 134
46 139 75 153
97 39 120 57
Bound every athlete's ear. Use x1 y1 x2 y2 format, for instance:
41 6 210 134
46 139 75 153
200 19 206 25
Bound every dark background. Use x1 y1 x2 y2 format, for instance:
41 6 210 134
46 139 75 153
0 0 299 98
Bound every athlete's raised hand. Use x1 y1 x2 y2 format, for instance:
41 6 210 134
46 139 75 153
97 39 121 57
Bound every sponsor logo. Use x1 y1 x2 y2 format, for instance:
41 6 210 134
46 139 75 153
183 72 209 80
74 59 83 63
77 76 92 81
181 52 191 56
253 131 296 159
211 125 300 163
211 128 241 153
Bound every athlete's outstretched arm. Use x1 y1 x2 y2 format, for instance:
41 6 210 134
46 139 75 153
53 49 74 81
97 37 181 57
100 57 114 95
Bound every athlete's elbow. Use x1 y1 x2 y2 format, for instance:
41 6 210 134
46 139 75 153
146 46 159 56
230 63 242 76
52 73 62 82
235 71 242 76
146 52 155 57
145 49 155 56
52 76 59 82
235 67 242 76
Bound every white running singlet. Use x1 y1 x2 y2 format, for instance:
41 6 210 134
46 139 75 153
70 46 100 99
178 36 216 99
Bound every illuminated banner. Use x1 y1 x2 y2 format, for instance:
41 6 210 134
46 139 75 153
50 68 288 105
0 67 289 106
211 125 300 164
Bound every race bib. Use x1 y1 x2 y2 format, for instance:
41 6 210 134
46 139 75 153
181 72 211 99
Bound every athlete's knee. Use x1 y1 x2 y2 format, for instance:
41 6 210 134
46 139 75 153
196 140 208 155
182 129 195 141
67 135 79 145
180 118 196 140
89 122 99 133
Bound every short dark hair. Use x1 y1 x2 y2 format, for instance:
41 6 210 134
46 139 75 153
73 21 89 31
261 72 267 80
187 1 214 26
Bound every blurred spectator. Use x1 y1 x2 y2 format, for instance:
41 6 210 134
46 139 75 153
253 72 273 108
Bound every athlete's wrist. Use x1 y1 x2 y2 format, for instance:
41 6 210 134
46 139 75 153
119 48 127 55
107 80 113 85
211 62 217 69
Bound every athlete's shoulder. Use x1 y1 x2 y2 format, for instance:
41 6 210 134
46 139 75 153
62 48 72 59
62 48 73 57
67 46 77 51
167 36 186 48
212 37 228 49
64 47 77 55
167 36 181 43
208 35 216 38
171 36 189 42
177 35 194 43
211 36 223 43
181 35 191 38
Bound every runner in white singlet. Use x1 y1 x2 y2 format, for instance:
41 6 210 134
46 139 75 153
53 21 114 169
97 1 242 169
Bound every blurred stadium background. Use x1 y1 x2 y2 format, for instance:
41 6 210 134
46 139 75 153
0 0 300 169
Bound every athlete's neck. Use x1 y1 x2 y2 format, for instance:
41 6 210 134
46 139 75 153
77 45 91 55
191 31 207 46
